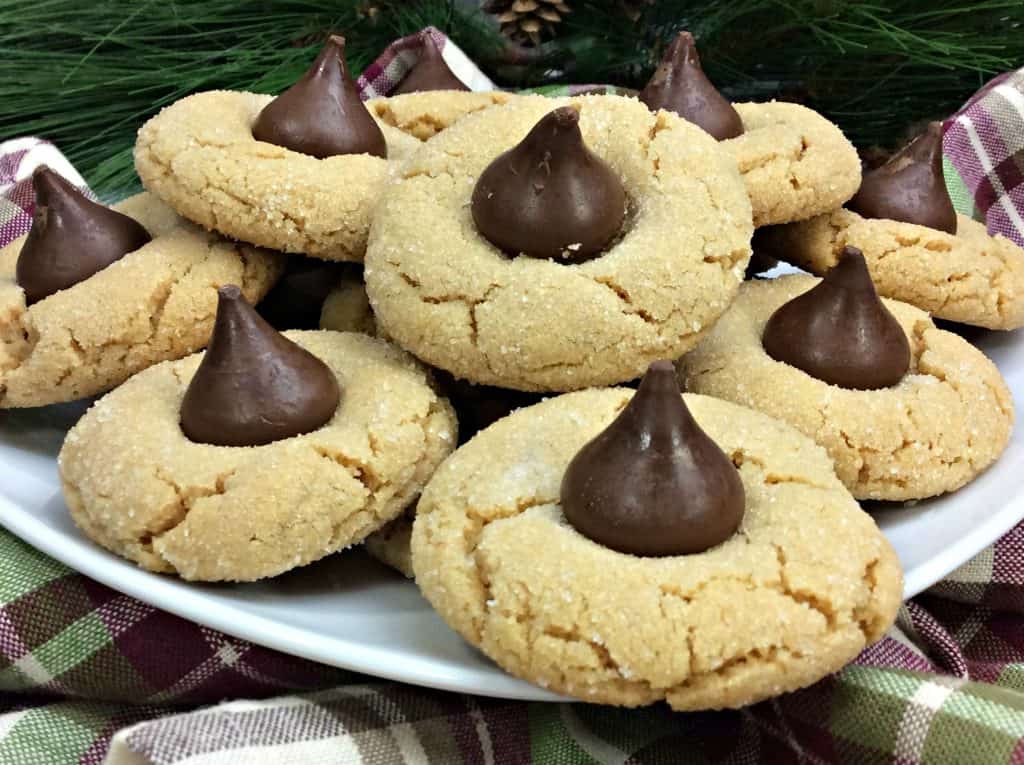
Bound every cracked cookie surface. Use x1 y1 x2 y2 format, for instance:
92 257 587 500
365 94 753 392
757 210 1024 329
724 102 861 227
366 91 517 141
59 331 457 581
134 90 421 262
412 389 901 710
0 193 284 408
679 276 1014 500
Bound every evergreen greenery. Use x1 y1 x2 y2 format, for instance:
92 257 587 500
2 0 1021 198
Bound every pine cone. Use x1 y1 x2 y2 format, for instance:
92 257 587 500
483 0 570 47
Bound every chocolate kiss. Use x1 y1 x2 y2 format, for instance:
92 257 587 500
560 361 745 557
638 31 743 141
848 122 956 234
471 106 626 262
252 35 386 160
180 285 341 447
392 35 470 95
763 246 910 390
16 167 151 305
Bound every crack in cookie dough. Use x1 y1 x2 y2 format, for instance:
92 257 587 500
365 94 753 391
759 210 1024 329
367 92 516 141
412 390 901 710
0 193 284 408
724 102 860 227
680 276 1014 500
59 331 456 581
135 90 421 262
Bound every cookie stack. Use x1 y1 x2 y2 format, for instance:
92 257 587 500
4 29 1019 712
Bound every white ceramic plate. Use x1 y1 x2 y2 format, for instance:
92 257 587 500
2 277 1023 701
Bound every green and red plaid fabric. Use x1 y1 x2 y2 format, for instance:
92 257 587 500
4 29 1024 765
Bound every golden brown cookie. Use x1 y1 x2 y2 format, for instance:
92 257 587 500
724 102 861 227
757 210 1024 329
412 389 902 710
134 91 420 262
0 193 283 408
59 331 456 581
366 91 516 141
365 94 753 392
679 276 1014 500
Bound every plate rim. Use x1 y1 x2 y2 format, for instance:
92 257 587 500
0 492 568 703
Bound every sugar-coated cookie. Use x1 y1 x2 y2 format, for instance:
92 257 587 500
365 94 753 392
680 275 1014 500
0 192 283 408
634 32 859 227
412 388 901 710
726 102 861 227
757 210 1024 329
135 90 418 262
60 330 456 581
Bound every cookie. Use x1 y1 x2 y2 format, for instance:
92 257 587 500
679 275 1014 500
412 388 902 710
722 102 861 227
366 91 517 141
319 270 377 335
0 192 283 408
60 330 457 581
757 210 1024 329
134 90 420 262
365 94 753 392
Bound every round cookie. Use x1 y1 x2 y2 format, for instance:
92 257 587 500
59 331 456 581
412 389 902 710
366 91 517 141
679 275 1014 500
134 90 420 262
756 210 1024 329
320 271 376 335
0 192 283 408
723 102 861 227
365 94 753 392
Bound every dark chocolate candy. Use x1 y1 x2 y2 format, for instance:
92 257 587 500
392 35 470 94
638 31 743 141
257 257 349 331
560 360 745 557
16 167 151 305
471 106 626 262
180 285 341 447
762 246 911 390
848 121 956 234
252 35 386 160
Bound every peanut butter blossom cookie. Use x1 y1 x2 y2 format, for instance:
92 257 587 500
135 36 420 263
680 248 1014 501
365 94 753 391
0 169 283 408
638 31 861 227
757 123 1024 329
413 363 902 710
60 286 456 581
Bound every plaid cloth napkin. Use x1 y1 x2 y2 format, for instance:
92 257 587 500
2 27 1024 765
